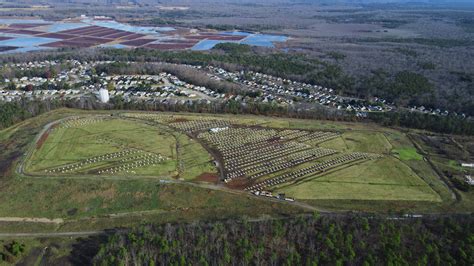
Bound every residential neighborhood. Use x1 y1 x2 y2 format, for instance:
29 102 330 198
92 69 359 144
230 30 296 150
0 60 468 120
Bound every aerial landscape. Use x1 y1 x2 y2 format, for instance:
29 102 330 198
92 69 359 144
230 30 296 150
0 17 287 52
0 0 473 265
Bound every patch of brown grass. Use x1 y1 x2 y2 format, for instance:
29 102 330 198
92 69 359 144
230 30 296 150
194 172 219 183
225 177 253 190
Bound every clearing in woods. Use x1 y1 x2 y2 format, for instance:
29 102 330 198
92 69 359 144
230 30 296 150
1 109 455 226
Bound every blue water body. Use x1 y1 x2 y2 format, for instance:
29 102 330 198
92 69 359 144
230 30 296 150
221 31 252 36
240 34 288 48
191 33 288 50
90 20 175 36
0 36 57 53
46 22 89 32
0 36 57 47
0 33 17 38
191 40 239 51
0 19 46 24
156 27 176 32
99 43 128 49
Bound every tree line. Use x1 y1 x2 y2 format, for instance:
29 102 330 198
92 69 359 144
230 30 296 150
1 97 473 135
92 214 474 266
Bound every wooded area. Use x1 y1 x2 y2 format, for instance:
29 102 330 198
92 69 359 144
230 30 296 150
92 214 474 265
1 97 474 135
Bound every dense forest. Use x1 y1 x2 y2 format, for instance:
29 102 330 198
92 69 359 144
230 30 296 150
92 214 474 266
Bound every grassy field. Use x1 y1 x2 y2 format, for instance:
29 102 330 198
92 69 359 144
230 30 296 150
23 116 217 180
244 116 443 204
0 178 301 221
319 131 392 154
392 147 423 160
26 118 179 177
0 108 470 233
175 132 216 181
278 157 441 202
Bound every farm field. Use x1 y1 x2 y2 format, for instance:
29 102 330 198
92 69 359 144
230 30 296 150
0 18 288 53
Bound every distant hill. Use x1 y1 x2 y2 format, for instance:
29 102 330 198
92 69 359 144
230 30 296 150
9 0 474 5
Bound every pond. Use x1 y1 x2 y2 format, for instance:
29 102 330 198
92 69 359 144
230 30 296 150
192 33 288 50
46 23 89 33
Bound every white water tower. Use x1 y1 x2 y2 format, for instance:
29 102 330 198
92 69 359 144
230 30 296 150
98 88 110 103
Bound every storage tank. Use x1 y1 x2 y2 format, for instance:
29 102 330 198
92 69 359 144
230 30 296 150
98 88 110 103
